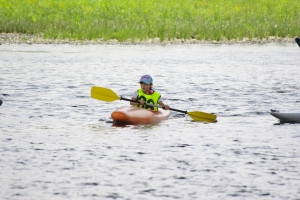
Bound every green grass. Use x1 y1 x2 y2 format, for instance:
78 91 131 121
0 0 299 41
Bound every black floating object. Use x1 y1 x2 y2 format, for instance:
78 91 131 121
0 99 2 106
271 109 279 113
296 38 300 47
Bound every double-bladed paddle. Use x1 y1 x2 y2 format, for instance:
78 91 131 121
90 86 217 122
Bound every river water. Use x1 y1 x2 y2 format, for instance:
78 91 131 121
0 43 299 200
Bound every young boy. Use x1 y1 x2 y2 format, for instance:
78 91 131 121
130 75 170 110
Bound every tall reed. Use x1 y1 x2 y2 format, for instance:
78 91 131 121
0 0 299 41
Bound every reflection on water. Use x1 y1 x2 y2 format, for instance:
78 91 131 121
0 43 299 199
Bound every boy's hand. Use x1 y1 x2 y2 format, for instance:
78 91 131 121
163 105 170 110
138 100 145 105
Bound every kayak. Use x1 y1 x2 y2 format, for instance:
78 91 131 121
111 106 171 125
270 110 300 123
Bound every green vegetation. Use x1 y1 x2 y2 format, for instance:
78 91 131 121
0 0 299 41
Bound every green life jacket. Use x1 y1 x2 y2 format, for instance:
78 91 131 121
136 89 161 110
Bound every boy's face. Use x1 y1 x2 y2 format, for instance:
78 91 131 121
140 82 151 93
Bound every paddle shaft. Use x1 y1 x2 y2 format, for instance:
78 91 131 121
120 97 187 114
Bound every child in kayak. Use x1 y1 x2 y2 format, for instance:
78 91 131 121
130 74 170 111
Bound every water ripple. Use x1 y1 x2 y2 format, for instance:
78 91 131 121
0 43 299 200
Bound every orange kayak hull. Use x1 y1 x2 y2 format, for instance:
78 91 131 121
111 106 171 125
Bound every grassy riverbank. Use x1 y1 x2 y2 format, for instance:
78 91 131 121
0 0 299 42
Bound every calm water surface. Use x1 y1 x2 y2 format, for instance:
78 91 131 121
0 43 299 200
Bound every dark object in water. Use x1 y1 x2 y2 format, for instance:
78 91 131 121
296 38 300 47
270 109 279 113
0 99 2 106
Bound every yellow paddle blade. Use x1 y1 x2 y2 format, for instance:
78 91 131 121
187 111 217 123
91 86 120 102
